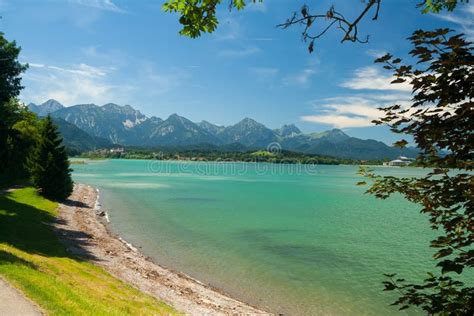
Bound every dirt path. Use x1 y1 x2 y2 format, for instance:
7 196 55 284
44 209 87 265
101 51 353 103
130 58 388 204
0 277 42 315
55 183 270 315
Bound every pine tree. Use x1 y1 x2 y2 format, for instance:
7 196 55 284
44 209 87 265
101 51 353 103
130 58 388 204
32 115 73 200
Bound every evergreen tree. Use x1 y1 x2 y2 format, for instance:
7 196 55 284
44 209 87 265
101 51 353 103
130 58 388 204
0 33 28 175
7 103 41 180
32 115 73 200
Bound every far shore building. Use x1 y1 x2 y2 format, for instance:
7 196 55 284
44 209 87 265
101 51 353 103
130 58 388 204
383 156 414 167
110 147 125 154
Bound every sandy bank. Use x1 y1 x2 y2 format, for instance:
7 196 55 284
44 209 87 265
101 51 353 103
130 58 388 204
55 183 270 315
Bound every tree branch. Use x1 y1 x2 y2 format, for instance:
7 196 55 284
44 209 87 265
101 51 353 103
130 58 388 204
277 0 381 52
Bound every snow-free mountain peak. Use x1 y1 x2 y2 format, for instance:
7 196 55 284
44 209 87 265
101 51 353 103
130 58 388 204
28 99 64 116
26 101 418 160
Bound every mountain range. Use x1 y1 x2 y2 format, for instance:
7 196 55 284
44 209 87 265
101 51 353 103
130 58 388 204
27 100 417 160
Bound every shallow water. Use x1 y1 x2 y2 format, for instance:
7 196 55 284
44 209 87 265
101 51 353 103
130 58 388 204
72 159 435 315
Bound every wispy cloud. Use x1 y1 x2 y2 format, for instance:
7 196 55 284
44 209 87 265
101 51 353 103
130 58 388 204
340 66 412 91
218 46 261 57
283 68 316 86
22 52 192 106
29 62 110 77
22 62 132 105
366 49 387 58
302 114 376 128
433 3 474 39
69 0 125 13
302 61 414 128
301 94 411 128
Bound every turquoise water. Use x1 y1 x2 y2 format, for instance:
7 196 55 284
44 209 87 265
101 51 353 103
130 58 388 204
72 159 435 315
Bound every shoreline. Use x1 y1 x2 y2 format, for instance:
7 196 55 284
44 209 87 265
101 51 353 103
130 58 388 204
73 156 377 166
55 183 269 315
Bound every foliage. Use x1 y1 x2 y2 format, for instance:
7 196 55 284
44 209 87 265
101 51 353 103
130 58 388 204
32 116 73 200
279 0 469 52
418 0 469 13
8 106 41 179
163 0 262 38
0 100 40 181
0 32 28 104
360 29 473 314
79 147 375 165
163 0 468 52
0 187 178 315
0 32 28 175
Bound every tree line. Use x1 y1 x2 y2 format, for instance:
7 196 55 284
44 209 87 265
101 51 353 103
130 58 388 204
0 33 72 200
80 147 371 165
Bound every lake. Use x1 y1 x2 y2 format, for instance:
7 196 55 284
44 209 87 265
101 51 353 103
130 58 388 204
72 159 434 315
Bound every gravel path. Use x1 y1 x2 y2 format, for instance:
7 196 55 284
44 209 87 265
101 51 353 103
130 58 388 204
0 277 42 315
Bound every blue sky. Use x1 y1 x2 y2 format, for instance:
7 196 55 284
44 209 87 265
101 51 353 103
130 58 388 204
1 0 473 144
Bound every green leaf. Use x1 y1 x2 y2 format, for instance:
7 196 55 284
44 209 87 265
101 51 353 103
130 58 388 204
434 248 453 259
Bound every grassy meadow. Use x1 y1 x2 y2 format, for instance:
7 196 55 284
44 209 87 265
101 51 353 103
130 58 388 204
0 187 179 315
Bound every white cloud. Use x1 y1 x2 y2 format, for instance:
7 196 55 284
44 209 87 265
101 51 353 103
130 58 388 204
300 94 411 128
69 0 125 13
366 49 387 58
302 114 376 128
340 66 412 91
433 3 474 40
22 55 192 107
28 62 110 78
22 62 132 105
466 3 474 14
218 46 261 57
300 3 474 128
283 68 316 85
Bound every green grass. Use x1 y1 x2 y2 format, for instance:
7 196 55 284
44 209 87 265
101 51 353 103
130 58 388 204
0 187 179 315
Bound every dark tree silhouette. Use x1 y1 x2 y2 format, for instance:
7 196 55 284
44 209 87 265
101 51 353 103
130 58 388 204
32 115 73 200
0 32 28 175
163 0 469 52
360 29 473 314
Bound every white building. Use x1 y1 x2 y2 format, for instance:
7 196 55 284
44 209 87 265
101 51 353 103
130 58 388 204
383 156 414 166
110 147 125 154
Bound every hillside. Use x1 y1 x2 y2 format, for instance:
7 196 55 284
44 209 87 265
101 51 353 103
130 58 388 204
53 118 115 155
0 188 177 314
29 100 418 160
